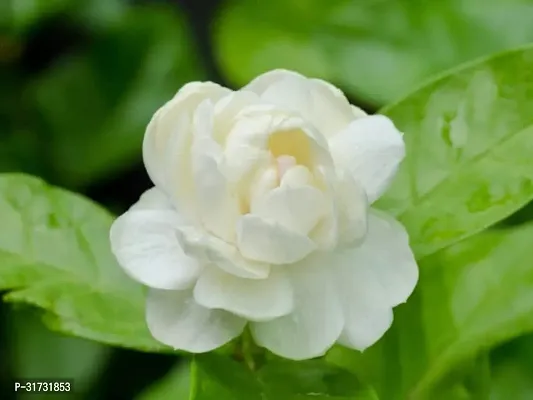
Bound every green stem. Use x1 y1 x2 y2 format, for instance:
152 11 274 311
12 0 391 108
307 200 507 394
233 328 265 371
241 328 256 371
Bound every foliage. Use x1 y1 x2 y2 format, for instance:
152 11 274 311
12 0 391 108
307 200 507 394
377 44 533 257
214 0 533 105
329 222 533 399
0 174 165 351
0 0 204 188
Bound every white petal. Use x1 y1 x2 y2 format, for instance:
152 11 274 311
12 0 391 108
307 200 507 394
172 224 271 280
308 167 339 250
213 89 262 142
221 108 282 186
236 214 316 265
280 165 313 187
351 105 367 119
335 171 368 246
223 104 333 181
143 82 228 181
143 82 231 209
223 109 298 179
203 237 271 279
194 267 293 321
251 185 326 235
129 187 172 211
248 166 278 210
337 304 393 351
250 257 344 360
110 209 201 290
146 288 246 352
310 210 338 251
245 69 355 137
352 210 418 307
327 241 394 350
192 153 240 242
244 69 303 94
329 115 405 203
306 78 359 136
191 102 240 242
330 210 417 315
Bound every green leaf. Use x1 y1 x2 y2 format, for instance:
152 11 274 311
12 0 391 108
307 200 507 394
499 199 533 227
7 309 109 399
30 3 204 187
328 223 533 399
490 335 533 400
136 362 191 400
0 173 166 351
214 0 533 105
377 45 533 258
191 353 378 400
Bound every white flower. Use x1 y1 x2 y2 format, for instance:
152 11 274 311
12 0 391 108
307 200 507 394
110 69 418 360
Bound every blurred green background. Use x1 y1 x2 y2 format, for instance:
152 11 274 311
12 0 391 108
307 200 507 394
1 0 533 399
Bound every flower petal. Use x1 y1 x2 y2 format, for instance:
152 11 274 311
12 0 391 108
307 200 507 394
143 82 231 211
236 214 316 265
315 210 417 351
251 184 326 235
244 69 354 136
191 101 240 242
334 171 368 247
244 69 302 94
351 210 418 307
308 167 340 250
351 105 367 119
192 152 240 242
172 223 271 280
327 243 394 350
337 304 393 351
328 115 405 203
110 208 201 290
194 267 293 321
250 257 344 360
213 89 262 142
146 288 246 352
223 107 328 180
330 210 417 315
280 165 313 187
202 236 271 279
129 187 172 211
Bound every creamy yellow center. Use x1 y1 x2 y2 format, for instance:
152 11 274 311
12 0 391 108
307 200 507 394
268 129 312 168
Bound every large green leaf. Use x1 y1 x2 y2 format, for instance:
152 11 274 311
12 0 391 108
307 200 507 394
328 223 533 399
377 45 533 258
0 173 166 351
214 0 533 105
29 2 204 187
190 353 378 400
